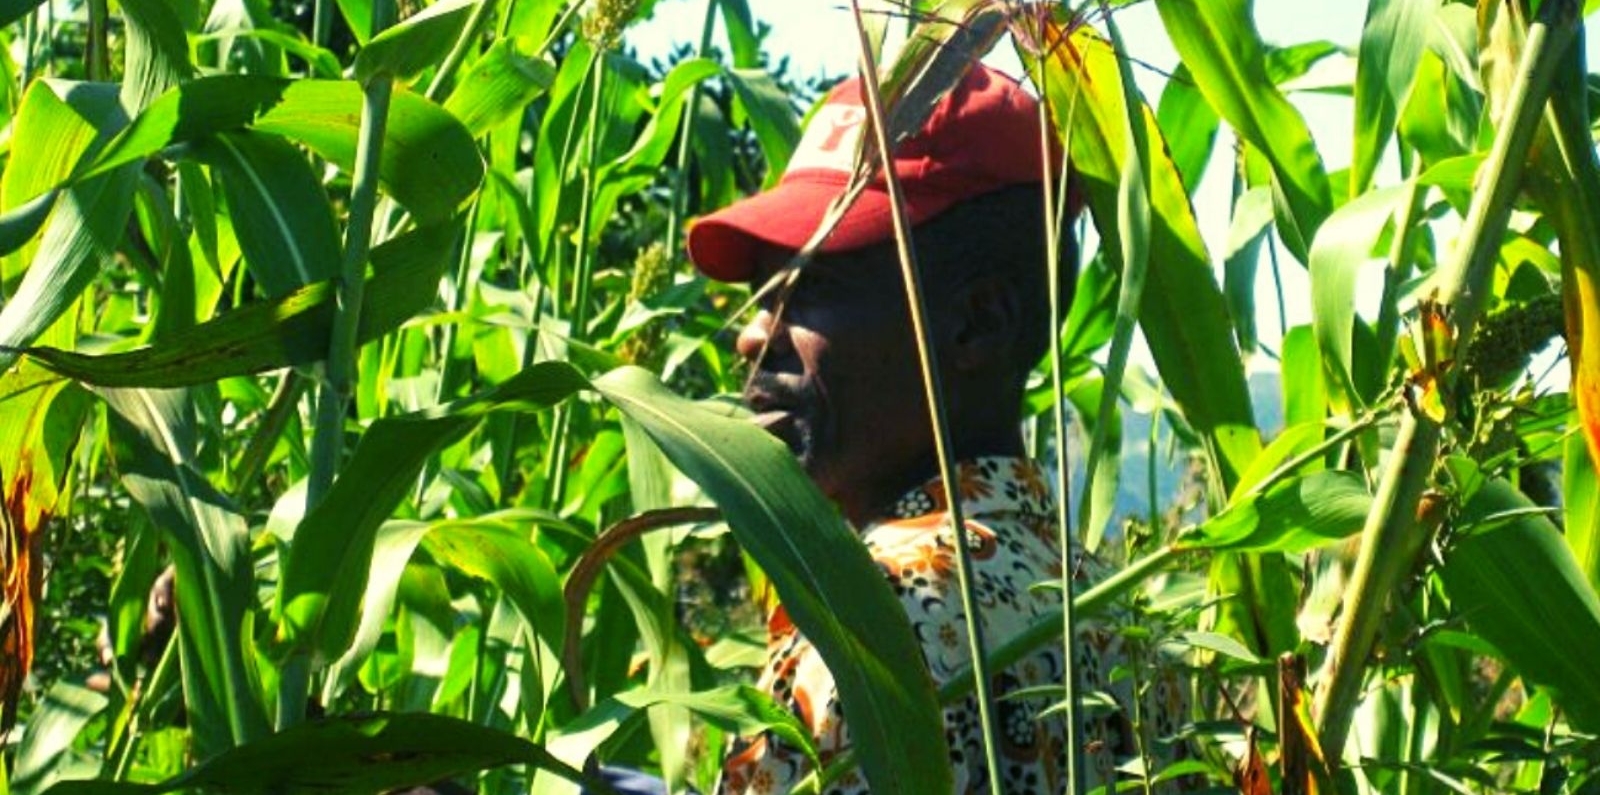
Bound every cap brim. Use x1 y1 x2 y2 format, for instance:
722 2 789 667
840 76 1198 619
686 177 958 282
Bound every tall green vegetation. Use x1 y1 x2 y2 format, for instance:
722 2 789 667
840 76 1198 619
0 0 1598 793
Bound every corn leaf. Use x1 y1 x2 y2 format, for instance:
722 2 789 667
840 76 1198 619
15 221 458 387
190 131 341 296
1351 0 1440 196
1178 470 1371 554
1439 479 1600 733
442 37 557 137
99 387 271 758
41 713 585 795
1155 0 1333 262
1025 18 1261 490
591 366 951 795
353 0 476 84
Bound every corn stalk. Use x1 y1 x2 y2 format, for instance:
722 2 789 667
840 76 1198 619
1312 0 1580 761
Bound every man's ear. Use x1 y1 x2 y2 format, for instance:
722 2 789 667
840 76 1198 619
949 274 1021 372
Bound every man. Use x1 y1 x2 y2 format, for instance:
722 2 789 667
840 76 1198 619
686 64 1185 793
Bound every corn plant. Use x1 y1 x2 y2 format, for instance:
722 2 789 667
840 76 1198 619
2 0 1600 794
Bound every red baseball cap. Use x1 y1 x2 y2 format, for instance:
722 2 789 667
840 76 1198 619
686 63 1072 282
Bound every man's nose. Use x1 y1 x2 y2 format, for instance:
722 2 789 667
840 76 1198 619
736 308 791 364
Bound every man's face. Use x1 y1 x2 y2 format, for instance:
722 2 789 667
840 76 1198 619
736 244 936 523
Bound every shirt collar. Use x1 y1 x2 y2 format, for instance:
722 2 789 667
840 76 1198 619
887 456 1057 521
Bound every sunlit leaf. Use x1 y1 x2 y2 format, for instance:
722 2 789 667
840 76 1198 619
1439 479 1600 733
354 0 476 84
1155 0 1333 262
1025 16 1261 490
1179 470 1370 554
16 222 459 387
591 367 951 795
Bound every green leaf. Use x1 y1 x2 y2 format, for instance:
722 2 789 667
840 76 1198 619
1027 18 1261 491
1081 12 1151 547
275 363 590 663
419 516 565 657
443 37 557 137
254 81 482 224
1154 63 1218 195
17 221 458 387
190 131 342 296
0 82 138 372
9 684 107 795
320 521 435 700
1155 0 1333 262
354 0 476 84
1566 431 1600 594
591 367 950 795
1281 325 1328 428
614 685 819 765
119 0 194 115
0 0 44 28
99 387 270 757
1351 0 1440 196
724 67 802 189
80 75 294 182
1178 470 1370 554
1440 479 1600 733
41 713 586 795
1308 182 1409 415
0 189 59 259
1223 186 1273 354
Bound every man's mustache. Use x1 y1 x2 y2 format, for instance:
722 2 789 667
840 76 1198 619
743 371 813 410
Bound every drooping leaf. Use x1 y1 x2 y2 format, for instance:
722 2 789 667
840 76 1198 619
1308 182 1410 415
354 0 476 84
275 363 590 663
191 131 342 296
1351 0 1440 196
724 67 802 189
614 685 819 766
591 367 950 795
1155 0 1333 262
99 387 270 757
0 189 58 262
0 82 138 372
9 684 107 795
1025 16 1261 491
41 713 587 795
16 221 459 387
443 37 557 137
119 0 194 115
254 81 483 223
1080 11 1151 547
1154 63 1218 195
1179 470 1371 554
1439 479 1600 733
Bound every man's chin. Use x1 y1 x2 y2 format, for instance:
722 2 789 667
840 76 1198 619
751 410 812 460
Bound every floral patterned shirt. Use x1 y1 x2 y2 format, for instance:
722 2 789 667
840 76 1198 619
720 457 1189 794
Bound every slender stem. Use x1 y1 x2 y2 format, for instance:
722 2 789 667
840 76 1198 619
110 632 179 781
308 71 394 510
545 50 608 507
1040 69 1085 795
312 0 331 50
663 0 719 258
436 199 481 404
1313 0 1578 761
846 7 1002 794
85 0 109 80
296 0 398 729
